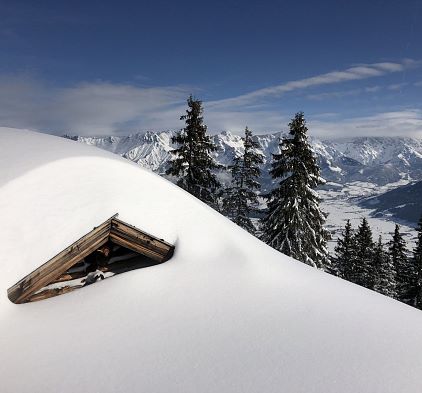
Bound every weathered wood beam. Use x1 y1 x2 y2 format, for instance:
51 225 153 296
110 219 174 262
110 232 164 262
112 218 173 247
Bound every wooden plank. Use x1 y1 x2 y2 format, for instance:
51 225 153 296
112 218 173 246
8 214 117 303
109 232 164 262
110 219 174 262
110 228 168 256
111 219 173 249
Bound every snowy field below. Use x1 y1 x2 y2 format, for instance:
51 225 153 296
320 180 417 253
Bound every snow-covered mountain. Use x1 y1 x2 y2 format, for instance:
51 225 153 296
316 137 422 185
68 132 422 187
360 180 422 225
67 131 175 171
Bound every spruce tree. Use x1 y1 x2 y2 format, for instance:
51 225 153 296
332 220 354 279
351 218 374 288
413 214 422 309
222 127 263 234
389 224 414 303
166 95 220 205
373 235 397 298
261 112 329 269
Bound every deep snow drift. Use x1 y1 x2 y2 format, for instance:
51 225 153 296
1 128 422 393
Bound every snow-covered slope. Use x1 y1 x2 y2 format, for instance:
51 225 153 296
2 128 422 393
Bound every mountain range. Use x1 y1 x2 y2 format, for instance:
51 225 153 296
67 131 422 186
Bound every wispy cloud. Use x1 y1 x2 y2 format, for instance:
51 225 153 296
204 108 286 134
387 82 408 91
200 107 422 138
208 59 419 108
306 86 381 101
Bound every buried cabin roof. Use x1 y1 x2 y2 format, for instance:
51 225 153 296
8 214 175 303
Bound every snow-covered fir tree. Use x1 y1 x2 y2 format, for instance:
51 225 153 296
222 127 263 234
351 218 374 289
261 112 329 269
389 224 414 303
332 220 354 279
373 235 397 298
413 214 422 309
166 95 220 205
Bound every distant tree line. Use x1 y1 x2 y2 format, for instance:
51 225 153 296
332 217 422 308
167 95 422 310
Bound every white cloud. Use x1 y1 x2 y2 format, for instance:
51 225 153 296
208 59 419 108
310 110 422 138
0 75 189 135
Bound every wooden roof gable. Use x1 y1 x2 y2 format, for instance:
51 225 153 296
8 214 174 304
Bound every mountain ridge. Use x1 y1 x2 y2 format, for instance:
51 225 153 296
66 131 422 187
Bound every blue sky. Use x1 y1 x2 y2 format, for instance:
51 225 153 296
0 0 421 137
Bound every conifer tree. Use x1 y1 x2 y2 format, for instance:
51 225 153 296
373 235 397 298
389 224 414 303
166 95 220 205
351 218 374 288
332 220 354 279
222 127 263 234
261 112 329 269
413 214 422 309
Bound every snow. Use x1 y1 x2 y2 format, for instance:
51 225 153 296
1 128 422 393
326 136 422 166
328 164 342 173
321 181 417 252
